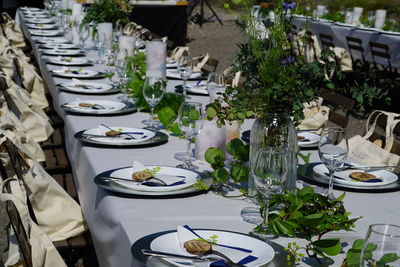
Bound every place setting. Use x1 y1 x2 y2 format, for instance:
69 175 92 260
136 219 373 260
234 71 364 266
56 79 119 94
25 18 55 24
166 56 207 81
40 43 80 49
74 124 168 148
94 161 211 196
45 56 92 66
51 67 104 79
132 225 283 266
299 127 400 193
26 23 56 30
296 131 321 149
34 37 70 44
42 49 85 57
29 29 63 37
61 99 137 116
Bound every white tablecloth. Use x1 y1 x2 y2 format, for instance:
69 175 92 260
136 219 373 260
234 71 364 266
17 11 400 267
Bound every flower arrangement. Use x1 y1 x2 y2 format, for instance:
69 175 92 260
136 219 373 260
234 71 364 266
82 0 132 25
207 0 338 126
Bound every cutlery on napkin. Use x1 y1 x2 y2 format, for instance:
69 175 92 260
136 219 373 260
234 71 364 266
177 225 257 266
131 161 186 187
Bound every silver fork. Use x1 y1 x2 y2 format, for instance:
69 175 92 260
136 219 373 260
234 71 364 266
100 124 136 140
101 176 168 186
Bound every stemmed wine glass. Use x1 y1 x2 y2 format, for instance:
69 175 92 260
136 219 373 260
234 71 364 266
252 148 288 239
95 34 105 64
177 55 194 98
175 102 204 170
78 24 89 50
207 72 226 103
142 77 166 130
360 224 400 266
318 127 348 200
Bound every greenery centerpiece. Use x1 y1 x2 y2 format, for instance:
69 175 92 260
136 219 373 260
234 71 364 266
82 0 132 26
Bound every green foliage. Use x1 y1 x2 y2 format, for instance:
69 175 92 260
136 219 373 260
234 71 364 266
267 187 360 264
321 11 345 23
82 0 132 25
204 138 250 192
344 239 400 267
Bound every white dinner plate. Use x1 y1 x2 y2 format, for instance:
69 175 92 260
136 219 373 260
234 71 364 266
52 68 98 78
25 18 55 24
313 163 398 187
166 69 204 80
27 23 56 29
150 229 275 266
59 81 113 93
25 14 50 19
297 132 320 147
83 126 155 145
30 30 61 36
42 43 78 49
35 37 69 44
47 57 89 66
62 100 126 114
44 49 83 56
108 166 198 192
20 7 41 11
166 59 178 68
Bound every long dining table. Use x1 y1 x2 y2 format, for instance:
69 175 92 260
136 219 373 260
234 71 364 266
17 10 400 267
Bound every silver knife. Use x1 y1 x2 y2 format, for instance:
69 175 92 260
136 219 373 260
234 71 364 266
141 249 219 261
340 165 397 171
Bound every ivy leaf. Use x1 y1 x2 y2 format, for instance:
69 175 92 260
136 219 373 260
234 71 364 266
213 168 230 183
230 163 249 182
312 238 341 256
206 106 217 119
378 253 400 264
226 138 249 162
167 122 181 135
351 239 365 250
298 213 324 227
158 106 177 126
204 147 225 167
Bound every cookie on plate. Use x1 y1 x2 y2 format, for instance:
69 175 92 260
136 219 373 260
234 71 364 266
184 239 212 255
349 172 377 181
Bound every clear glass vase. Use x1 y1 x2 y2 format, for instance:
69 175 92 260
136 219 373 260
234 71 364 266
248 113 298 196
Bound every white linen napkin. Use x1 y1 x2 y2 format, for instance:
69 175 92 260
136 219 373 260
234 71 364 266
132 161 186 186
176 225 258 266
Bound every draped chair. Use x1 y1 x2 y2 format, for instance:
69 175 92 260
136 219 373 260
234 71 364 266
0 138 99 267
320 90 356 129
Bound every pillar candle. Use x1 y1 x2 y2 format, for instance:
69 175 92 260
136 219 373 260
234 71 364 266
352 7 363 24
119 35 136 57
374 9 386 29
146 40 166 78
97 23 113 49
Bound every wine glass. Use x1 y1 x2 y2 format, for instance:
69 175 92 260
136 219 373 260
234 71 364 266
252 148 288 239
360 224 400 266
95 34 106 64
318 127 348 200
104 48 114 74
175 102 204 170
78 24 89 50
142 77 166 130
177 56 194 98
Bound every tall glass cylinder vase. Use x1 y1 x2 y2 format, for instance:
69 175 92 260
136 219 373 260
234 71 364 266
249 113 298 196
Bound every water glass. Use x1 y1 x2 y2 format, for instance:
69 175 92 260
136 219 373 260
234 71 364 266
207 72 226 103
318 127 348 200
360 224 400 266
78 24 89 49
176 102 204 170
95 36 106 64
142 77 166 130
105 49 114 73
253 148 288 239
177 56 194 98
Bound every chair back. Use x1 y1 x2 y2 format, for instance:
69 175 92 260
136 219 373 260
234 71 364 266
346 36 367 70
320 90 355 128
319 33 335 51
12 58 25 89
369 41 392 71
200 58 219 75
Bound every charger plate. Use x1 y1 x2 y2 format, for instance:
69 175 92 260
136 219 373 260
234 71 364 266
298 163 400 193
131 229 292 266
75 130 168 148
95 167 211 196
